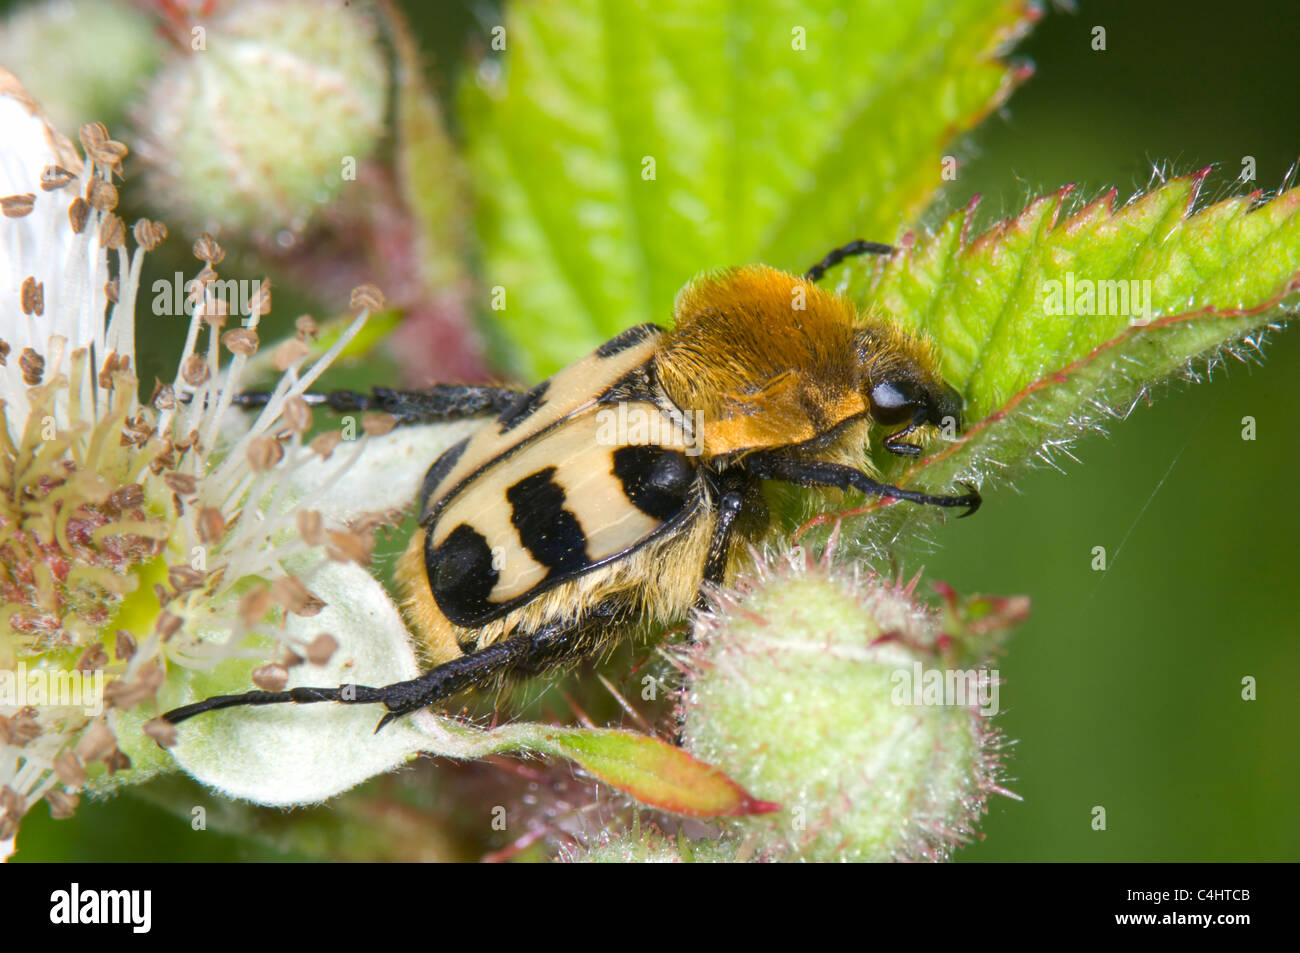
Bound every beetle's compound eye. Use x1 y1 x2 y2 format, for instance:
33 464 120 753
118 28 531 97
868 379 922 427
930 382 965 431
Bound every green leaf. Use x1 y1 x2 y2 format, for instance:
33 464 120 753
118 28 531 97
541 728 780 817
462 0 1037 377
805 173 1300 545
415 719 778 818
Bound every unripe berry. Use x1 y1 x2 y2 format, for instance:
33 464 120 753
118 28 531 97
680 550 1020 861
0 0 162 132
133 0 387 237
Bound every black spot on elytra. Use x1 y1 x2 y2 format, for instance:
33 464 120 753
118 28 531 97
427 523 499 627
611 445 695 521
595 323 661 359
506 467 589 574
496 380 550 433
418 437 469 514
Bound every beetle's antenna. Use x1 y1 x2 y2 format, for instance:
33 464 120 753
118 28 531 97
804 239 897 283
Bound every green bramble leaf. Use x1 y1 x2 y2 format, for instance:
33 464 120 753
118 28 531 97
804 171 1300 547
538 729 780 817
462 0 1038 377
420 719 779 818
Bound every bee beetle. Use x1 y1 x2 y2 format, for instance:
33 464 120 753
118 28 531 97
163 240 979 731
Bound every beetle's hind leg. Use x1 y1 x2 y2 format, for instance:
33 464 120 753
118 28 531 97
803 239 897 283
160 600 629 732
159 683 386 725
373 601 627 730
229 384 521 426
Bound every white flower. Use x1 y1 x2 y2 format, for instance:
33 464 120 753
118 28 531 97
0 70 461 857
0 66 88 438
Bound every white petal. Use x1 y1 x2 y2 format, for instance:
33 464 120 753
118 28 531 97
0 67 82 195
285 419 480 520
160 560 439 806
0 68 94 437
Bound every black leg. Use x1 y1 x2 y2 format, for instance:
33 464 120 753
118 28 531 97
804 239 897 283
161 599 627 732
744 453 980 516
369 633 547 732
370 600 632 729
699 469 752 597
229 384 521 426
159 683 386 725
702 492 744 588
672 475 751 746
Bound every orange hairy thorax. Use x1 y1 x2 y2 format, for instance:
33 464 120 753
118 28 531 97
654 265 941 458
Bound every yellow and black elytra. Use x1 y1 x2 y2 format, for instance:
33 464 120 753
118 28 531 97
162 240 979 732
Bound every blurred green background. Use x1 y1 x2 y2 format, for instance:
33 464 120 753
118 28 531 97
7 0 1298 861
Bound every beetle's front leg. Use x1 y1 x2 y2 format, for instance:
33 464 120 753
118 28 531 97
744 453 981 516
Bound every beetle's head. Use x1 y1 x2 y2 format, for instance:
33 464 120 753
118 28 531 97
855 329 965 458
